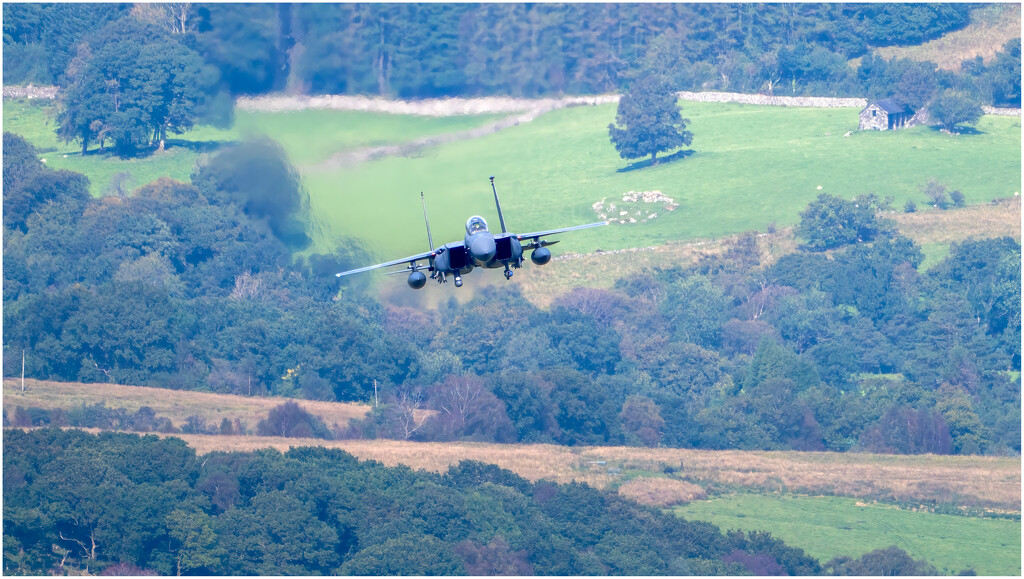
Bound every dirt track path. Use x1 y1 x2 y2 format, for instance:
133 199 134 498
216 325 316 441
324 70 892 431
254 94 620 172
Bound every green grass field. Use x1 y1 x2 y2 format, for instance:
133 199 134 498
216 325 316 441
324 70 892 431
305 102 1021 261
5 98 1020 264
676 493 1021 576
2 99 499 194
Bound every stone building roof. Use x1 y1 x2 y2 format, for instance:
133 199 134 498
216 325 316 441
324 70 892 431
872 98 910 114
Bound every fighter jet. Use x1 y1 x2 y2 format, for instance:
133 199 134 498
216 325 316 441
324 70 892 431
335 177 607 288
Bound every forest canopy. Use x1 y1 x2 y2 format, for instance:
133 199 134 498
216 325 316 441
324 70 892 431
4 428 830 575
3 131 1019 457
3 3 1019 104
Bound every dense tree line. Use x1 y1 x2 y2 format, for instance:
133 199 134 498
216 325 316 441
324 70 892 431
4 428 833 575
4 4 1020 156
3 131 1020 457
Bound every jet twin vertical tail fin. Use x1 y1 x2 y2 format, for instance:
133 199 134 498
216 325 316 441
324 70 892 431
490 176 508 234
421 192 434 250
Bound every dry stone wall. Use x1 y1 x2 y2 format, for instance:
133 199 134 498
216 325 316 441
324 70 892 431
2 85 58 99
5 85 1018 117
236 94 619 116
676 90 868 108
236 91 873 116
982 106 1022 116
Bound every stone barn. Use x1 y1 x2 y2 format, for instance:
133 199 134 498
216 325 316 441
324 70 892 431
859 98 915 131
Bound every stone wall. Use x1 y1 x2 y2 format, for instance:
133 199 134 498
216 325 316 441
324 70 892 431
2 85 58 99
982 106 1022 116
5 84 1019 118
676 91 867 108
237 94 619 116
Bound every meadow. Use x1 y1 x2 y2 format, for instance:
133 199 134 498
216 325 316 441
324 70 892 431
675 493 1021 576
1 99 500 193
6 97 1020 268
306 101 1021 262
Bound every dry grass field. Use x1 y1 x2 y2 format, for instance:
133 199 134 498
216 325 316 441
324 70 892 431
873 4 1022 71
3 378 370 430
165 433 1020 511
617 477 708 507
5 375 1019 509
890 196 1021 246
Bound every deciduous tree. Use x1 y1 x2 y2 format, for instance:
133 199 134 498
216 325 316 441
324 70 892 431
608 73 693 165
929 89 983 133
794 192 895 250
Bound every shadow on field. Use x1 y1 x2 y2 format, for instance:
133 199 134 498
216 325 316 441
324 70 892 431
927 126 986 136
76 139 235 159
616 149 695 172
164 138 236 153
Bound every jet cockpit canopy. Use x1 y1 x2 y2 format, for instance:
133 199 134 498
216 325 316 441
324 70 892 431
466 215 489 235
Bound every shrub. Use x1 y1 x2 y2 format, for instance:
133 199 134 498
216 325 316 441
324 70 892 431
181 414 210 434
921 178 950 209
824 545 938 575
723 550 785 576
795 193 895 250
256 401 333 439
950 189 966 207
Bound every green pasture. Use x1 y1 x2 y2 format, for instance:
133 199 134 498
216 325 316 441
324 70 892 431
919 241 954 270
675 493 1022 576
305 102 1021 261
2 99 499 194
5 98 1020 264
231 109 503 165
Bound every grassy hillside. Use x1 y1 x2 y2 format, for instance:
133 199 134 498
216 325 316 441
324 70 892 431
3 378 369 430
873 3 1022 71
6 98 1019 266
172 432 1021 576
6 378 1019 510
1 99 500 194
307 102 1021 261
8 376 1020 573
676 493 1021 576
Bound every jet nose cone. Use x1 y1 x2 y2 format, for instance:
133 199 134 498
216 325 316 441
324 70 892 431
470 236 496 264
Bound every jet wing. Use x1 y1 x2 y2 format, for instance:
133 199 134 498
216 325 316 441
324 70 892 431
515 221 608 241
335 250 435 277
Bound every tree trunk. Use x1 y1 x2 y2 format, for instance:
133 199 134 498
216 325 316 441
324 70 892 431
651 151 658 165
